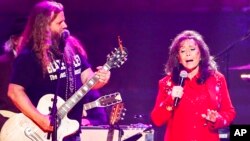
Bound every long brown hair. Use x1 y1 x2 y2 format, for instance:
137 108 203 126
17 1 64 73
165 30 217 84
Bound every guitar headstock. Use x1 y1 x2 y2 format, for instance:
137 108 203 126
99 92 122 107
106 37 128 69
109 102 125 125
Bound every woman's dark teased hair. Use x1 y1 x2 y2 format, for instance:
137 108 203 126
164 30 217 84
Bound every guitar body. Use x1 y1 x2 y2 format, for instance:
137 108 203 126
0 94 79 141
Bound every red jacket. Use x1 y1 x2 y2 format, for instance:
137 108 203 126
151 71 236 141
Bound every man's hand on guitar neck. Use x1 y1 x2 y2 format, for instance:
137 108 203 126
94 66 111 88
81 66 111 89
96 66 111 82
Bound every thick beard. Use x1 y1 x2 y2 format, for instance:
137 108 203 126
50 31 64 58
51 31 61 48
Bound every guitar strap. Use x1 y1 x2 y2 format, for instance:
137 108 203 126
53 55 76 100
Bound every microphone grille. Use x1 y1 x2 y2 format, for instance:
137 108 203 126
61 29 70 39
180 70 188 78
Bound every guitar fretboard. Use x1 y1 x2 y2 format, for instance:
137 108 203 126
57 63 110 119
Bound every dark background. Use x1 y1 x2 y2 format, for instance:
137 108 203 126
1 0 250 140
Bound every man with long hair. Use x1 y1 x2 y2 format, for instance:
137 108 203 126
6 1 110 141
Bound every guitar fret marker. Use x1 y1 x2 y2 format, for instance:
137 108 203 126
88 80 94 85
76 93 83 98
71 98 76 103
65 104 71 110
82 86 89 91
62 107 68 113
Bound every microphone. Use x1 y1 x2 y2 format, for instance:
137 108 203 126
59 29 70 51
173 70 188 107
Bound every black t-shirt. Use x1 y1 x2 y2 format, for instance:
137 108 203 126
11 49 90 134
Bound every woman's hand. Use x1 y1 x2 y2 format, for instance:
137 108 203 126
202 109 220 123
171 86 184 100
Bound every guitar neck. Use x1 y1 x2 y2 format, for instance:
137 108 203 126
57 63 110 119
83 100 98 111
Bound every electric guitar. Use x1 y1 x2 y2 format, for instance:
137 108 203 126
0 44 127 141
0 92 122 118
106 103 125 141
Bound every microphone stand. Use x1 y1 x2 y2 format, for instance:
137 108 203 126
48 54 64 141
215 31 250 86
50 93 58 141
47 31 68 141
